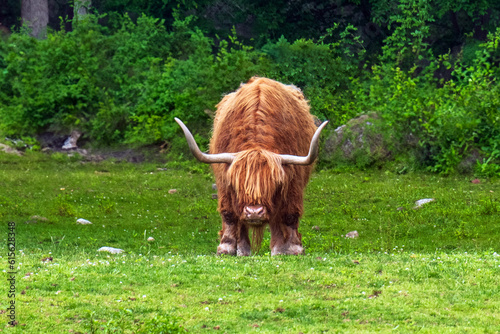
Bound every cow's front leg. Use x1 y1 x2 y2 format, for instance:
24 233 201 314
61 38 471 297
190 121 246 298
217 211 238 255
270 213 304 255
236 223 251 256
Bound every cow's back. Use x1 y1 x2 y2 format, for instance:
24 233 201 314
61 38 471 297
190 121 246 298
210 77 316 156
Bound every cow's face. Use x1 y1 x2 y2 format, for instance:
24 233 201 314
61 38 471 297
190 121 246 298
227 150 288 224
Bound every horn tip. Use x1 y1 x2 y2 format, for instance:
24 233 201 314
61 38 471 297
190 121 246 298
174 117 185 128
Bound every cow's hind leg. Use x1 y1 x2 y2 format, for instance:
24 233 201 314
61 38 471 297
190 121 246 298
217 211 238 255
270 213 304 255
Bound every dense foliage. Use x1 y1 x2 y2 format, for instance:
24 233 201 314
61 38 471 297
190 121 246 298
1 0 500 175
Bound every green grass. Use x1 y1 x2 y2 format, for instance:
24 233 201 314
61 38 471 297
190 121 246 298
1 152 499 333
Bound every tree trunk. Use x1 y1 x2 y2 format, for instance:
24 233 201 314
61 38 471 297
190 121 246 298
21 0 49 39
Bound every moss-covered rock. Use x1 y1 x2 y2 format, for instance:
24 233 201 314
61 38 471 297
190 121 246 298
323 113 392 168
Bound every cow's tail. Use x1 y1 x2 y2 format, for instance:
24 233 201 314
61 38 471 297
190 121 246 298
251 225 265 254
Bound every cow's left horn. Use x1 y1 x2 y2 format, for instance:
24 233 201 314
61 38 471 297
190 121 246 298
279 121 329 165
174 118 236 164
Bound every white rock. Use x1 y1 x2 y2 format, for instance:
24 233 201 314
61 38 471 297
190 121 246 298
413 198 435 209
98 247 124 254
62 130 82 150
345 231 359 238
30 215 48 221
147 237 155 242
76 218 92 225
0 143 22 156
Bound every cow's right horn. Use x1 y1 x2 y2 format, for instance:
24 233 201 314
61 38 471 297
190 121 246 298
279 121 329 165
175 118 236 164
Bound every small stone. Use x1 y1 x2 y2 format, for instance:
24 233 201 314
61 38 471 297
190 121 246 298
211 193 218 200
345 231 359 238
471 178 481 184
147 237 155 242
29 215 48 222
312 226 320 231
76 218 92 225
212 183 217 190
0 143 23 156
168 189 177 194
98 247 124 254
62 130 82 150
413 198 435 209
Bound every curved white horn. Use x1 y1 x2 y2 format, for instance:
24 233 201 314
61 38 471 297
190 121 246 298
175 118 236 164
279 121 329 165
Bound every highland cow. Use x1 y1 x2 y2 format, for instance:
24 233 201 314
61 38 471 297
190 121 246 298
175 77 328 255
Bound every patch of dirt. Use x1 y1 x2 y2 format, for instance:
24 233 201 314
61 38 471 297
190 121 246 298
36 132 167 163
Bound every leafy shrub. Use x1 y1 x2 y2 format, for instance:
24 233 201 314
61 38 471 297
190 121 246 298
125 26 271 149
263 24 364 123
0 8 499 175
335 25 500 175
0 13 172 145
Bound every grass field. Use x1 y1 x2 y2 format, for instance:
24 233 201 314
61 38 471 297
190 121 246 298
1 152 499 333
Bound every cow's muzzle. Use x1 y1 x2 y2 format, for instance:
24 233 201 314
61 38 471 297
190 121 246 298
242 205 268 224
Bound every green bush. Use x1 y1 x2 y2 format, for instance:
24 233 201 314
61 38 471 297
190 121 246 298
263 23 364 124
0 9 499 175
344 28 500 175
125 26 271 148
0 14 172 144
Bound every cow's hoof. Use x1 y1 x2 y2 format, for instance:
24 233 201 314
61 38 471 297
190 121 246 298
287 244 304 255
271 244 303 256
217 243 236 255
237 248 251 256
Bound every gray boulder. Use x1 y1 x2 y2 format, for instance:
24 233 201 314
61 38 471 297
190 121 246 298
323 113 391 167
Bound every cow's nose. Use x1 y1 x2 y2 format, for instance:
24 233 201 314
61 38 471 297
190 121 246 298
244 205 266 220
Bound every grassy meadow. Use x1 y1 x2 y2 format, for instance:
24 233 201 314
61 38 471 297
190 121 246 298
1 152 499 333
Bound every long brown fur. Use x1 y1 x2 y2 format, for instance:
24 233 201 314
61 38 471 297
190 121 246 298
227 149 287 210
210 77 317 253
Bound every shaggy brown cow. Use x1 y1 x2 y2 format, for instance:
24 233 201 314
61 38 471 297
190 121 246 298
175 77 328 255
